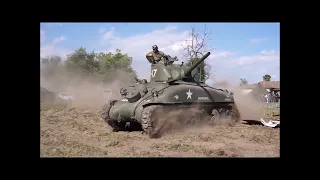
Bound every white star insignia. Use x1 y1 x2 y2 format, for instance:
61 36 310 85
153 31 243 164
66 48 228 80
186 89 193 99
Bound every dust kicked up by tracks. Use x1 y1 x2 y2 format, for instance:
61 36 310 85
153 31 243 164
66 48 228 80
40 69 279 157
40 103 280 157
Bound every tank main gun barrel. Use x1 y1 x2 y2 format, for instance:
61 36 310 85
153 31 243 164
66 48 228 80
168 52 211 83
184 52 211 76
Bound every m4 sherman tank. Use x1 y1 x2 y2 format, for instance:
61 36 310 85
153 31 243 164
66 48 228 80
100 52 240 138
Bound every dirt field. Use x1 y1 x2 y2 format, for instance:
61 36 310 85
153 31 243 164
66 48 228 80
40 103 280 157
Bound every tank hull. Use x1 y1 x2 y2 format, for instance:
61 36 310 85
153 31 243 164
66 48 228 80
107 82 235 124
108 100 139 122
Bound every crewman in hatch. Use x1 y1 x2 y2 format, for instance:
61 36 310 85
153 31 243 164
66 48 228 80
146 45 166 64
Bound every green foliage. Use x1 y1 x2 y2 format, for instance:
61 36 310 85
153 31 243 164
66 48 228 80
96 49 137 83
41 47 138 85
240 78 248 86
65 47 100 74
263 74 271 81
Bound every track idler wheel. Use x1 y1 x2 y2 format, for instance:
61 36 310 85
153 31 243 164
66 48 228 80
101 100 123 132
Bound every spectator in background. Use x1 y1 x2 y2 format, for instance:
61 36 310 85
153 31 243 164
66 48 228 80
264 94 269 103
275 91 280 102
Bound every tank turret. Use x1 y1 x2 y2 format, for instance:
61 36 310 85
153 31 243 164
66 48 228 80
150 52 211 83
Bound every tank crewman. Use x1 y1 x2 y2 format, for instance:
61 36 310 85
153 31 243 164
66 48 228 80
146 45 165 64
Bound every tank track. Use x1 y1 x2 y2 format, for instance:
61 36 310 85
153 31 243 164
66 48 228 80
101 100 123 132
210 104 241 126
141 105 162 138
140 103 241 138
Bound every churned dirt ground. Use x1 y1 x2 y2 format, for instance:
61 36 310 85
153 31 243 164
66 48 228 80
40 103 280 157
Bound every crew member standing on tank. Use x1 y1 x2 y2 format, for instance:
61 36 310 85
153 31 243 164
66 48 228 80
146 45 165 64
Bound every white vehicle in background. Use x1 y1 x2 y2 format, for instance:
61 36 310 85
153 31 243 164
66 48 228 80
58 92 74 101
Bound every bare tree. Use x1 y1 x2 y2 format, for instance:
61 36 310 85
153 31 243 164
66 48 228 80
181 25 214 82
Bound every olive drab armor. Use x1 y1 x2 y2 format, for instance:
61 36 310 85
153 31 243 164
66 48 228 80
100 51 241 138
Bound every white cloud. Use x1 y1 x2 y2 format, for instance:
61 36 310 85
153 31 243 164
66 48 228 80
210 51 235 59
235 50 279 66
98 26 279 82
40 29 45 43
102 28 116 41
214 50 280 83
40 35 69 59
250 37 268 44
51 36 66 45
100 26 188 55
98 26 191 79
40 25 279 83
98 26 235 79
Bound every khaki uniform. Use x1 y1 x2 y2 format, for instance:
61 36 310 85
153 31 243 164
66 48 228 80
146 51 165 63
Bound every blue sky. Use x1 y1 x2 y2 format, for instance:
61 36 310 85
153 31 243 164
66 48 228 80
40 22 280 84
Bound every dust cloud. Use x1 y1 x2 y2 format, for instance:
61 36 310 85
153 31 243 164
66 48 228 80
213 79 264 121
232 88 264 120
64 80 122 109
40 72 279 157
40 70 128 109
151 104 238 138
41 68 264 133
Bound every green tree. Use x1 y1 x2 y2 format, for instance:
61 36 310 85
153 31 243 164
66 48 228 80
96 49 137 83
263 74 271 81
41 46 138 86
65 47 100 74
240 78 248 86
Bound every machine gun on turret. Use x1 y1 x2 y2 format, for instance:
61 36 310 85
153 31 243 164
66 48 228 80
162 55 178 65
